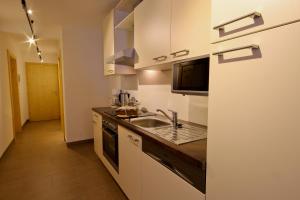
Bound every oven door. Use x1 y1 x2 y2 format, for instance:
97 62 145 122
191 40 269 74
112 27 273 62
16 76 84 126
102 128 119 172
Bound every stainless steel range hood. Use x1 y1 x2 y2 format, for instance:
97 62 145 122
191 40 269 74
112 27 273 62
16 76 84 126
106 48 136 66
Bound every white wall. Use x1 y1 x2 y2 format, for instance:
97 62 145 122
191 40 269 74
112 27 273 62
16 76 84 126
0 32 29 157
61 24 111 142
128 70 209 126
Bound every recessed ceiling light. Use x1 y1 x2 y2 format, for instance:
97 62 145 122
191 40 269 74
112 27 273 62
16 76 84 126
27 36 35 45
38 51 41 55
27 9 33 15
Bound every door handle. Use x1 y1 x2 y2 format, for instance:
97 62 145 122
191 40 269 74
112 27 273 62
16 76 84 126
212 44 259 56
213 12 261 30
170 49 190 57
153 56 167 62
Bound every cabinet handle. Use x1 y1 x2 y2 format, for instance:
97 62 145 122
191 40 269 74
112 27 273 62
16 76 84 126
170 49 190 57
213 12 261 30
153 56 167 62
128 135 133 140
212 44 259 56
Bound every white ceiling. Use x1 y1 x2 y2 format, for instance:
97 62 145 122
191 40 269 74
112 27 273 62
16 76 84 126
0 0 118 57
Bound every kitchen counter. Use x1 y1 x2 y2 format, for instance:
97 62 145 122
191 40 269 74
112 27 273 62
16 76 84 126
92 107 207 169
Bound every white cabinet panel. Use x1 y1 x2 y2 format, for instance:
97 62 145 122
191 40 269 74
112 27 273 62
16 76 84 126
207 22 300 200
119 126 142 200
212 0 300 42
171 0 210 61
134 0 172 69
92 112 102 159
141 153 205 200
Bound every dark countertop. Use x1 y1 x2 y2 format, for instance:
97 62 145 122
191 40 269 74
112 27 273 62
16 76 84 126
92 107 207 169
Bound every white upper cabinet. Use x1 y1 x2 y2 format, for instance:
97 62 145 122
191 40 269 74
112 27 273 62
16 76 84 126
211 0 300 42
171 0 210 61
134 0 211 69
134 0 172 69
103 9 136 76
103 10 116 76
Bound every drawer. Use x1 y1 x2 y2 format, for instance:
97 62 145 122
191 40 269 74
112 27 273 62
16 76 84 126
211 0 300 42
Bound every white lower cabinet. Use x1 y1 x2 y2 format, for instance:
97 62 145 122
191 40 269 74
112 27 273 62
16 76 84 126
141 153 205 200
119 126 142 200
92 112 102 158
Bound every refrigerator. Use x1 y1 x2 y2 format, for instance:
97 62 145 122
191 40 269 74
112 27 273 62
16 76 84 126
206 2 300 199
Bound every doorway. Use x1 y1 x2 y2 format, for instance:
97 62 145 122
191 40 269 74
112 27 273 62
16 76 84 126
26 62 60 121
7 51 22 135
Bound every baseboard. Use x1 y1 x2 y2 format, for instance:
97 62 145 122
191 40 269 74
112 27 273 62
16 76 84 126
66 138 94 147
0 138 15 159
22 119 29 127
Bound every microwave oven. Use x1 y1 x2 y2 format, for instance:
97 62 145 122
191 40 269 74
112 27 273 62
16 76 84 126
172 57 209 95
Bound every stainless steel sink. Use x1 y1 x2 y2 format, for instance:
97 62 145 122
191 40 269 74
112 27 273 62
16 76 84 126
130 117 207 145
131 118 170 128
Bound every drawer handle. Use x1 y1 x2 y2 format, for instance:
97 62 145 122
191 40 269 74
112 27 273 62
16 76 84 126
170 49 190 57
212 44 259 56
128 135 133 140
153 56 167 62
213 12 261 30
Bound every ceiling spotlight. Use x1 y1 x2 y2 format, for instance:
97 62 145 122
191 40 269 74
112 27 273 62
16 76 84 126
27 9 33 15
27 36 35 45
38 51 41 55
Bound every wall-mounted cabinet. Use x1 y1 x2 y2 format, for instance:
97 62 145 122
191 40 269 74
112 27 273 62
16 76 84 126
134 0 172 69
103 8 136 76
134 0 211 69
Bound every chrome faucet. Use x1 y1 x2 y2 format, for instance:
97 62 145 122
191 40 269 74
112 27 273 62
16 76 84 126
156 109 178 128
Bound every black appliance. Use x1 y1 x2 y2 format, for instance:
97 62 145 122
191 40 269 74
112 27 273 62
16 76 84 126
102 116 119 172
172 57 209 95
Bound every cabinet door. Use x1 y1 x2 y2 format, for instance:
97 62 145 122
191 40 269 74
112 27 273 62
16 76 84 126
134 0 172 69
207 22 300 200
119 126 142 200
211 0 300 42
171 0 210 61
141 153 205 200
92 112 102 158
103 10 115 76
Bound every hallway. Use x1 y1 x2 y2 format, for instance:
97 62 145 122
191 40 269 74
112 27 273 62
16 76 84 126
0 121 126 200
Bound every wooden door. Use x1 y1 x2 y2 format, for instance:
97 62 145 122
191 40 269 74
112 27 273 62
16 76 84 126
171 0 210 61
134 0 172 69
26 63 60 121
8 53 22 134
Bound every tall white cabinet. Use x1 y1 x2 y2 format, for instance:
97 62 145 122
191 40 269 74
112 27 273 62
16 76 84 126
207 1 300 199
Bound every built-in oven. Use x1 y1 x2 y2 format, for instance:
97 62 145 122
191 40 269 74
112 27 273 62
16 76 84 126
102 116 119 172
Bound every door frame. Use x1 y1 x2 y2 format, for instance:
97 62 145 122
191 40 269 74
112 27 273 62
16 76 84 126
7 50 22 136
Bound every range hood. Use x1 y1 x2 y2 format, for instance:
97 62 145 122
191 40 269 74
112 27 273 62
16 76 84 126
106 48 136 66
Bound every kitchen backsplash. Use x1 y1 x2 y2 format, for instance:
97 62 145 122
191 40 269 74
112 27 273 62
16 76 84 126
127 70 208 126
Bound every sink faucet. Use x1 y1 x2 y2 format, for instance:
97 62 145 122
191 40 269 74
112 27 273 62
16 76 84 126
156 109 178 128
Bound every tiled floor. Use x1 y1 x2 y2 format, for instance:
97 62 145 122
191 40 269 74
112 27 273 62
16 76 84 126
0 120 127 200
